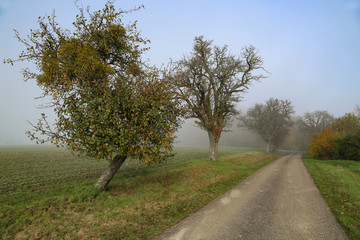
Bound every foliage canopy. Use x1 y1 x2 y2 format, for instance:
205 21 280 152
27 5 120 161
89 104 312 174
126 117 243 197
6 2 183 188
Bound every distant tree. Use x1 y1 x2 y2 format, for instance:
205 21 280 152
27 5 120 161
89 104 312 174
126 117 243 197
240 98 295 153
5 2 183 190
332 112 360 135
169 36 265 160
332 113 360 160
282 116 309 151
355 104 360 118
301 110 334 134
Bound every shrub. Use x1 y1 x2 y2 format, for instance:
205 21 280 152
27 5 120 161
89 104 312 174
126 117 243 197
308 112 360 161
335 132 360 161
308 128 339 159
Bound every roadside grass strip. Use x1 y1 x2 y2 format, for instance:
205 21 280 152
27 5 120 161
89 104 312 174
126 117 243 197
303 155 360 240
0 147 282 239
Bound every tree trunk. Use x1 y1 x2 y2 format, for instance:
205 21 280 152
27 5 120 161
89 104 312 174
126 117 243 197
266 141 271 153
271 144 277 153
208 131 218 161
95 155 126 190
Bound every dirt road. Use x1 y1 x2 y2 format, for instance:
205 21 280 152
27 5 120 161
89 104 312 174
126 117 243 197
155 154 348 240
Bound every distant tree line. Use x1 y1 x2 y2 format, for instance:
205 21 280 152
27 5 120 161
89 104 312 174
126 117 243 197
238 101 360 160
282 110 334 151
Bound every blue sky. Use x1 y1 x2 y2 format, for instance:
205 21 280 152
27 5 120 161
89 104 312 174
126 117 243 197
1 0 360 145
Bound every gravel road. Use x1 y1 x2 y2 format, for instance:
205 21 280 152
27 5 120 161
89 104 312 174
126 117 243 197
155 154 348 240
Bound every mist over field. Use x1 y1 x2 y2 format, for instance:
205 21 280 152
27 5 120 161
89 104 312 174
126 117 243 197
0 119 265 149
1 0 360 147
176 119 265 149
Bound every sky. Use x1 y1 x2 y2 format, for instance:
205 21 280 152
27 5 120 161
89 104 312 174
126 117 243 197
1 0 360 145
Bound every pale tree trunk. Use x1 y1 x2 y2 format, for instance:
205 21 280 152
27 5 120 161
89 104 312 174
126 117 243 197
208 131 219 161
95 155 126 190
266 141 277 153
266 141 271 153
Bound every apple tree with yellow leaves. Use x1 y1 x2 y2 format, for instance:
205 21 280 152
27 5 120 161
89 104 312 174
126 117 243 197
6 2 183 190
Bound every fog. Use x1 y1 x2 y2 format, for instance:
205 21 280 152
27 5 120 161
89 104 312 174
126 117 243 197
0 117 266 149
1 0 360 146
176 119 265 149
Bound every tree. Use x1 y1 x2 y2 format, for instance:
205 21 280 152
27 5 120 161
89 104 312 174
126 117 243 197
282 116 310 151
239 98 295 153
5 2 183 190
301 110 334 134
168 36 265 161
332 113 360 160
354 104 360 118
331 112 360 135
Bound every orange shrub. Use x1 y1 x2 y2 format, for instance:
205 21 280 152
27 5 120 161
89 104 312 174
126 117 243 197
308 128 340 159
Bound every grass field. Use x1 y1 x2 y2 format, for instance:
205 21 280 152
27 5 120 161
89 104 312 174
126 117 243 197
0 146 108 194
303 155 360 240
0 146 282 240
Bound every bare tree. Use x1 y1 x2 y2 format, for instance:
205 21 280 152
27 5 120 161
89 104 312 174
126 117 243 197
239 98 294 153
302 110 334 134
169 36 266 160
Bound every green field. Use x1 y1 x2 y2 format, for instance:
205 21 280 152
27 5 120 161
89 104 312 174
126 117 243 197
0 147 108 194
0 146 282 239
303 156 360 240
